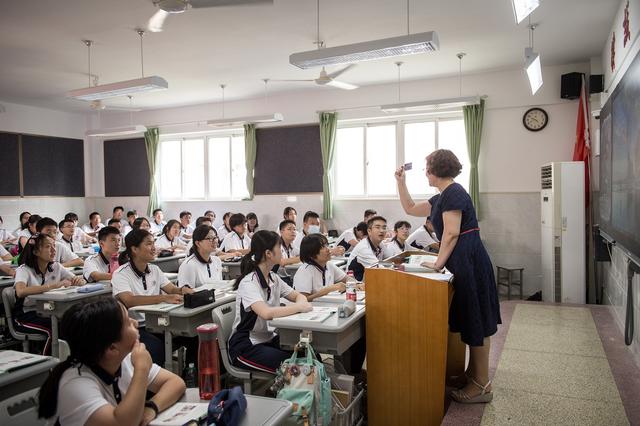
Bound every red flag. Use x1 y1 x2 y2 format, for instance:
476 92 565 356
572 74 591 207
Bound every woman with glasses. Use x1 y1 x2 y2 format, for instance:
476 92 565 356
395 149 500 404
177 225 223 288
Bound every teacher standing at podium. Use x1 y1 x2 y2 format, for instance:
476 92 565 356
395 149 501 404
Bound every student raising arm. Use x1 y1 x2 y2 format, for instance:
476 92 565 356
294 234 349 302
38 298 185 426
229 231 312 373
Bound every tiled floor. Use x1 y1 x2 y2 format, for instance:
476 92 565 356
443 301 640 426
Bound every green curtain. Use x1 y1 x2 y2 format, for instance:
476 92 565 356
463 99 485 218
319 112 338 219
243 123 257 200
144 127 160 217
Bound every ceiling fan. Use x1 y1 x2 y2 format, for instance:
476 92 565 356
272 64 359 90
148 0 273 32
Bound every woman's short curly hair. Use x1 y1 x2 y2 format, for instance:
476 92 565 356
426 149 462 178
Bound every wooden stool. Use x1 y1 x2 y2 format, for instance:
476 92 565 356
496 266 524 300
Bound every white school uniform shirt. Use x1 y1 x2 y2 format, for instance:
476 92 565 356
0 244 9 257
81 223 105 234
58 235 83 253
217 225 231 241
155 234 187 251
220 232 251 252
177 253 223 287
111 262 168 325
0 228 14 242
406 225 438 250
15 229 32 240
52 353 160 426
293 261 346 295
349 238 384 268
336 229 357 253
277 240 299 280
231 270 293 345
150 220 166 236
73 227 91 243
83 252 112 282
291 231 309 253
382 238 407 259
14 263 75 311
55 241 80 264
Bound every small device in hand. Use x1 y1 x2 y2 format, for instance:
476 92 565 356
403 162 413 171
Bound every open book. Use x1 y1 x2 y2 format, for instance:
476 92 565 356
282 306 336 324
130 303 182 313
150 402 208 426
383 249 430 263
0 350 49 374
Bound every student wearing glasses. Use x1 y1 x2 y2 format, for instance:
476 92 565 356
57 218 83 253
155 220 187 253
220 213 251 255
177 225 223 288
347 216 387 281
382 220 412 258
35 217 83 268
14 233 85 354
64 212 95 244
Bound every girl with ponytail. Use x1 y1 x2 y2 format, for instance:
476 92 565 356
228 230 312 373
38 298 185 425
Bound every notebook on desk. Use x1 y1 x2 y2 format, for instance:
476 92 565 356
281 306 336 325
149 402 208 426
0 350 49 374
130 303 182 313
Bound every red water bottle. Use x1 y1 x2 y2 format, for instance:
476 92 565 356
196 323 221 400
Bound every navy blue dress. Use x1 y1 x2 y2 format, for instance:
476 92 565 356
429 183 501 346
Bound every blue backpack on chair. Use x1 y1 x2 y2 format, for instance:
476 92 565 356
207 386 247 426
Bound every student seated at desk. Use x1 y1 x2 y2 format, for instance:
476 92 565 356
0 215 16 244
382 220 412 258
36 217 84 268
17 214 41 252
348 216 387 281
112 229 194 365
336 222 368 253
155 220 188 253
14 211 31 236
64 212 96 244
132 217 152 232
38 298 185 426
58 218 83 253
84 226 121 283
179 211 194 240
292 211 345 257
406 217 440 253
220 213 251 255
294 234 349 301
217 212 233 241
82 212 106 238
111 205 129 228
177 225 223 288
150 209 166 236
13 233 85 354
246 212 259 238
274 220 300 285
229 230 312 373
125 210 138 235
0 245 15 277
204 210 216 222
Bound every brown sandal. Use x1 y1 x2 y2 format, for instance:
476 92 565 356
451 377 493 404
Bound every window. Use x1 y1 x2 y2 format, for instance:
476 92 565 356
335 117 468 198
159 133 248 200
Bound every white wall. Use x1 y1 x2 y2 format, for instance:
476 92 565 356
0 100 90 227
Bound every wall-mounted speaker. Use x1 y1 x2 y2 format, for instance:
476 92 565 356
589 74 604 94
561 72 583 100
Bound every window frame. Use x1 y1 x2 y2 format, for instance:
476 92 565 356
333 113 466 200
159 130 247 201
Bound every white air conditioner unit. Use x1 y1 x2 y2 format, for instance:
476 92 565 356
540 162 585 304
67 76 168 101
290 31 439 69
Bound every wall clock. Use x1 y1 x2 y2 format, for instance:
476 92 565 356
523 107 548 132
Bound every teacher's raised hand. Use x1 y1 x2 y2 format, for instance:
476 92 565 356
394 166 406 182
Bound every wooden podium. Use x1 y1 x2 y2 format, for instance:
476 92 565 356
365 268 465 425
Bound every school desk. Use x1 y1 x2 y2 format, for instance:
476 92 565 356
221 260 242 280
151 253 187 273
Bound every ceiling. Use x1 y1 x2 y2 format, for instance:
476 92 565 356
0 0 617 112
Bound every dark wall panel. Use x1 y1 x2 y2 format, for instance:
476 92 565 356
254 124 323 194
0 133 20 196
22 135 84 196
104 138 150 196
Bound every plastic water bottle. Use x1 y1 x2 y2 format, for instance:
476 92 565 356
196 323 221 400
183 363 197 388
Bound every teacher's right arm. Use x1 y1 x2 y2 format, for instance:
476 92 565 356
395 166 432 217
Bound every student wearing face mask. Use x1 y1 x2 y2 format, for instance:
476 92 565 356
177 225 223 288
292 211 344 257
83 226 122 282
382 221 412 258
348 216 388 281
219 213 251 255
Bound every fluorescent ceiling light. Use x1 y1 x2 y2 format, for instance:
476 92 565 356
524 47 543 94
86 125 148 137
207 113 283 128
67 76 168 101
290 31 439 69
512 0 539 24
380 96 481 113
